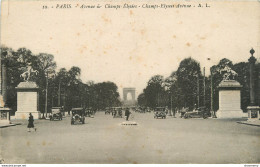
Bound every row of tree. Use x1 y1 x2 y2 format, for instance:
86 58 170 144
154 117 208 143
1 46 121 116
138 57 258 112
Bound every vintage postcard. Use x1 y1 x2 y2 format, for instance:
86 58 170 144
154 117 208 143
0 0 259 165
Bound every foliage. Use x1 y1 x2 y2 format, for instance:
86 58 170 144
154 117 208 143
1 46 121 115
138 57 252 113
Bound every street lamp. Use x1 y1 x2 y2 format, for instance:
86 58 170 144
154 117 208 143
207 58 215 118
196 67 206 109
43 71 49 119
163 83 172 116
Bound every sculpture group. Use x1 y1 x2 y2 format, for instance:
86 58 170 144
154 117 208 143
20 63 38 82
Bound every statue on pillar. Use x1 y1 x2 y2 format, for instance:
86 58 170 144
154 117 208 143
20 63 38 82
220 66 238 81
15 62 40 120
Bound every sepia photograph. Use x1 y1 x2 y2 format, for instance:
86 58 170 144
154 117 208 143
0 0 259 165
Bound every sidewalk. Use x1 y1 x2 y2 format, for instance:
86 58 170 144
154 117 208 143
237 119 260 127
0 123 21 128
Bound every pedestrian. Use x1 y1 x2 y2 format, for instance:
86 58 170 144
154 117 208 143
27 113 36 132
125 108 130 121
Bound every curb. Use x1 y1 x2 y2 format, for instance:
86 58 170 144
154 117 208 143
0 123 22 128
237 121 260 127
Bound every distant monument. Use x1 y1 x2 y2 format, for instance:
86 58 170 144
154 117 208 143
216 65 246 118
14 63 40 119
123 88 136 106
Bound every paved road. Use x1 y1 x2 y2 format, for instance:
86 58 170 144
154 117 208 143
1 112 259 164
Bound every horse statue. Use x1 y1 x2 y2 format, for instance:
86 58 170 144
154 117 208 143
220 66 237 81
20 64 38 82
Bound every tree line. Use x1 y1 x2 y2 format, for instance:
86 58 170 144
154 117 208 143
1 46 121 116
138 57 259 112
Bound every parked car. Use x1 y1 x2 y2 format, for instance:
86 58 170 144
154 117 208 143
71 108 85 125
154 107 167 119
49 107 63 121
183 107 210 119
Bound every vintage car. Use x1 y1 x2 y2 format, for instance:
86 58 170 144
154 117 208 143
49 107 63 121
183 107 210 119
71 108 85 125
105 107 111 115
112 107 123 118
85 107 94 117
154 107 167 119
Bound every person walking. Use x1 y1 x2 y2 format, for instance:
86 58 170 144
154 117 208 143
125 108 130 121
27 113 36 132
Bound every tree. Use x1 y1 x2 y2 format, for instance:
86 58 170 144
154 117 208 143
176 57 201 109
233 62 250 111
143 75 165 107
137 93 147 106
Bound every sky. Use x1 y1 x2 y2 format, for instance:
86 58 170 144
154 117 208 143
1 0 260 99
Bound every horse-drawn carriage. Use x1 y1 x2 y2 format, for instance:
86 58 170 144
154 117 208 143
154 107 167 119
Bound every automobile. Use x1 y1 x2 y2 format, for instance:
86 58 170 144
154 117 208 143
112 107 123 118
154 107 167 119
183 107 210 119
49 107 63 121
71 108 85 125
85 107 94 117
105 107 111 115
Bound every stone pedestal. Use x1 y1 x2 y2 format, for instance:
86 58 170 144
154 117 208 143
216 80 246 118
14 82 40 119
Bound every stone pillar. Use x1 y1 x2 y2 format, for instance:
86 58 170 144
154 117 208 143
14 82 40 119
247 48 260 119
216 80 246 118
0 57 11 125
2 61 7 106
248 48 256 105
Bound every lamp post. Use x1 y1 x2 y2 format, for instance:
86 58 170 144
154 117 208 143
58 79 61 107
196 67 206 109
210 67 214 117
207 57 215 118
168 91 172 116
197 73 200 108
44 71 49 119
203 67 206 107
